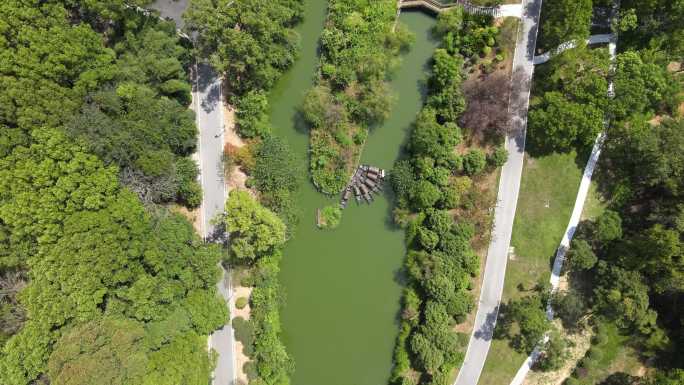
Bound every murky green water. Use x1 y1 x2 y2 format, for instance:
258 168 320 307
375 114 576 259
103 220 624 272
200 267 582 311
269 4 438 385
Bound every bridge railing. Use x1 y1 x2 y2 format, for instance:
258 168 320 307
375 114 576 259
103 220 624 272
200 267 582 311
399 0 502 18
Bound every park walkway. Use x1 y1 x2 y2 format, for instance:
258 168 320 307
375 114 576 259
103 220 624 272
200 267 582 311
453 1 543 384
532 33 614 65
508 12 619 385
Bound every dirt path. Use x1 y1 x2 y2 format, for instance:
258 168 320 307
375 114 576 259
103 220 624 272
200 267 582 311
231 285 253 385
222 104 248 193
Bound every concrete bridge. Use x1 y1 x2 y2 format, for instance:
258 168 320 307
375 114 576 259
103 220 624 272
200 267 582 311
398 0 524 18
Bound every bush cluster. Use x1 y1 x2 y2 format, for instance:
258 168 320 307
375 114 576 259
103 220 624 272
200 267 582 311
389 8 507 385
223 191 294 384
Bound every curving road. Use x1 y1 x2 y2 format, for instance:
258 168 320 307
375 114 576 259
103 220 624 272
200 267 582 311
453 0 543 384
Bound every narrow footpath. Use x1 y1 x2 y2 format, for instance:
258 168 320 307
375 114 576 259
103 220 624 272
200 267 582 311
454 0 543 384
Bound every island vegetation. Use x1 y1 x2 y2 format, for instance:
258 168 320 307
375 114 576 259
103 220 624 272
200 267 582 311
301 0 414 194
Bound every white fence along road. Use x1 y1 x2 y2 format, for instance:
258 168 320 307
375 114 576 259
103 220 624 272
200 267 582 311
532 33 614 65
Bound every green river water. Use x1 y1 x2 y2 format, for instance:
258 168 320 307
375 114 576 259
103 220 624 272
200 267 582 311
268 3 439 384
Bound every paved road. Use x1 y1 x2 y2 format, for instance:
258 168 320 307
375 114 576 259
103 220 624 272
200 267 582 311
194 63 236 385
453 1 543 384
147 2 236 384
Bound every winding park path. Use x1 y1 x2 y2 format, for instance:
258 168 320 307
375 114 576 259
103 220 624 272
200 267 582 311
508 30 618 385
453 1 543 384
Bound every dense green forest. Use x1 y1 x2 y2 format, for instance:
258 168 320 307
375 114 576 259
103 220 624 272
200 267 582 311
301 0 413 194
0 1 229 384
0 0 202 208
494 0 684 383
389 9 509 385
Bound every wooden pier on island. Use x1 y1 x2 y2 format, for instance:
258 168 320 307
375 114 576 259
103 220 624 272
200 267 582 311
340 165 387 208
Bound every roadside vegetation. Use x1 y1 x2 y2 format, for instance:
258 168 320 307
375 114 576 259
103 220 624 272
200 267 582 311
221 191 293 384
185 1 308 383
0 2 230 385
388 8 512 385
481 0 684 383
301 0 413 194
186 0 304 232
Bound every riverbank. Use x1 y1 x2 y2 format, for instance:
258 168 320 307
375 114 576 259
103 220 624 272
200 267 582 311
272 7 440 385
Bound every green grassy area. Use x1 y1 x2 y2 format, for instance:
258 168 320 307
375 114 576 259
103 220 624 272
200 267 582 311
478 150 605 385
569 322 643 384
505 151 602 301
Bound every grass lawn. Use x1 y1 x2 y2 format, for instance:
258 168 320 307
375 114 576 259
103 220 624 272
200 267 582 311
505 151 602 301
478 150 605 385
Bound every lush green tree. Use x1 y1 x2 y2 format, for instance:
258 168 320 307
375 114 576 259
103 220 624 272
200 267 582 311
528 91 604 152
0 130 224 385
392 160 417 209
434 7 464 37
223 190 286 261
143 332 214 385
552 289 587 329
619 0 684 58
487 146 508 168
0 1 116 131
236 91 271 138
427 49 465 123
462 149 487 176
612 51 678 121
184 0 304 96
413 180 442 210
301 85 342 130
593 262 653 330
319 205 342 230
647 369 684 385
534 328 567 371
410 108 461 161
567 238 598 271
540 0 592 50
253 137 301 198
68 85 197 204
499 295 550 354
595 210 623 243
252 136 302 232
113 23 192 105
